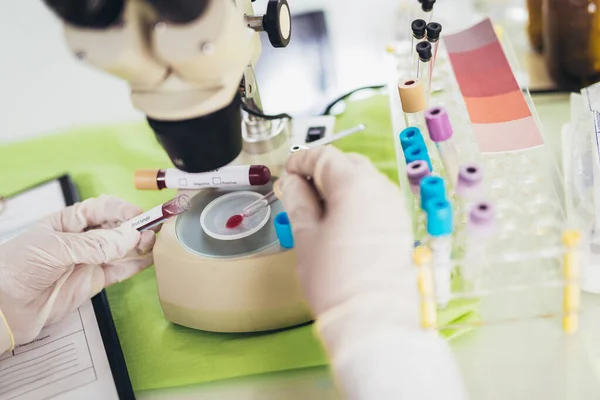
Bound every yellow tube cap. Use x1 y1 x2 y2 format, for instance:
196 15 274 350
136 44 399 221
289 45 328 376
134 169 160 190
398 79 426 113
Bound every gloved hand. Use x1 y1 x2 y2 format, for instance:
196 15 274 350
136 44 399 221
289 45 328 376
277 147 467 399
277 146 415 317
0 195 156 345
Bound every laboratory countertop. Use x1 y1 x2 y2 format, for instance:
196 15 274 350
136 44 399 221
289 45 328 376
137 94 600 400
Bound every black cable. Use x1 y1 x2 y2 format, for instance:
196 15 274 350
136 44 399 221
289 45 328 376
241 102 293 120
321 85 385 115
529 87 575 95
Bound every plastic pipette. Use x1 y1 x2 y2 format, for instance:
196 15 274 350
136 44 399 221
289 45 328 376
306 124 366 148
425 106 459 184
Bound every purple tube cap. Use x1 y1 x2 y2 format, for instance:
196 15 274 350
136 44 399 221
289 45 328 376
467 201 495 236
456 163 483 198
407 160 431 185
425 106 452 142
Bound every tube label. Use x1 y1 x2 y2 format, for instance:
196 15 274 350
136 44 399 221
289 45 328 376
164 166 251 188
128 205 163 230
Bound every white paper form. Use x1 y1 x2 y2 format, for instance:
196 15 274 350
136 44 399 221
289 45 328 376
0 179 120 400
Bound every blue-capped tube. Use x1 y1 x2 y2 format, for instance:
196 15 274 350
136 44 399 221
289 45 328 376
424 198 453 308
274 212 294 249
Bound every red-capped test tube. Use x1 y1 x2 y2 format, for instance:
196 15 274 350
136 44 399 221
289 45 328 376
127 194 191 231
134 165 271 190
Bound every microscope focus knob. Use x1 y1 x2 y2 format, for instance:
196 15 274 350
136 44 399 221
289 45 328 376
264 0 292 48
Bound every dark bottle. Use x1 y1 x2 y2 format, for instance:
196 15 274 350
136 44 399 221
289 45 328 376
542 0 600 88
526 0 544 52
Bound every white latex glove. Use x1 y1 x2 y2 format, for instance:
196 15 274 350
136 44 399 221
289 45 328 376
277 147 467 399
0 195 156 345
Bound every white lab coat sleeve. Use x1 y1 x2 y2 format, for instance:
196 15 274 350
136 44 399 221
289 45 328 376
315 290 468 400
0 307 15 354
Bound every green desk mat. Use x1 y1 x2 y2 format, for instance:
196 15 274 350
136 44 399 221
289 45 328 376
0 94 478 391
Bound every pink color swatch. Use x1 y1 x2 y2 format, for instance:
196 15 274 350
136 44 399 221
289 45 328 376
443 18 544 153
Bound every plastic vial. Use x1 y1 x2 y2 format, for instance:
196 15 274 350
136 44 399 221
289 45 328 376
424 197 453 308
463 201 495 283
425 106 459 185
127 194 192 231
134 165 271 190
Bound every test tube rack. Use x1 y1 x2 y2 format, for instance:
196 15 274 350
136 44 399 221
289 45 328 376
386 19 583 334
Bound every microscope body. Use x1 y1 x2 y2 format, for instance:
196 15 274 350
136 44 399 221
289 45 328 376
47 0 313 332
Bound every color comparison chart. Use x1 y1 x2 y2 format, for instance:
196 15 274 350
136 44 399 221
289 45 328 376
443 18 544 153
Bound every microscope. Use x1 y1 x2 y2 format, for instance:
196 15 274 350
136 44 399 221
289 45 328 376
45 0 314 332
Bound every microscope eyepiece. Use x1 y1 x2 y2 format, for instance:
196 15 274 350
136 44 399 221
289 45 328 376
147 95 244 173
44 0 124 28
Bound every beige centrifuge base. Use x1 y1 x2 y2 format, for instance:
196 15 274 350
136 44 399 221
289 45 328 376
153 217 314 333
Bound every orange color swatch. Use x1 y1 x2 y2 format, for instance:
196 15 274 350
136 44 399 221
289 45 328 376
463 91 531 124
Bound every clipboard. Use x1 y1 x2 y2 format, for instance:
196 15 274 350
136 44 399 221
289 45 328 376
0 175 135 400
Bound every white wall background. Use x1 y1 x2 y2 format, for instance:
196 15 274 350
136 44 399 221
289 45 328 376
0 0 478 143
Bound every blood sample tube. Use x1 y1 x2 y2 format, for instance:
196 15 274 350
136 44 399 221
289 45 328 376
134 165 271 190
416 42 433 105
463 201 495 283
425 106 459 185
410 19 427 76
424 197 453 308
127 194 191 231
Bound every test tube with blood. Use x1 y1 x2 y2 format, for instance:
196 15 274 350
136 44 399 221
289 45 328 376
127 194 192 231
